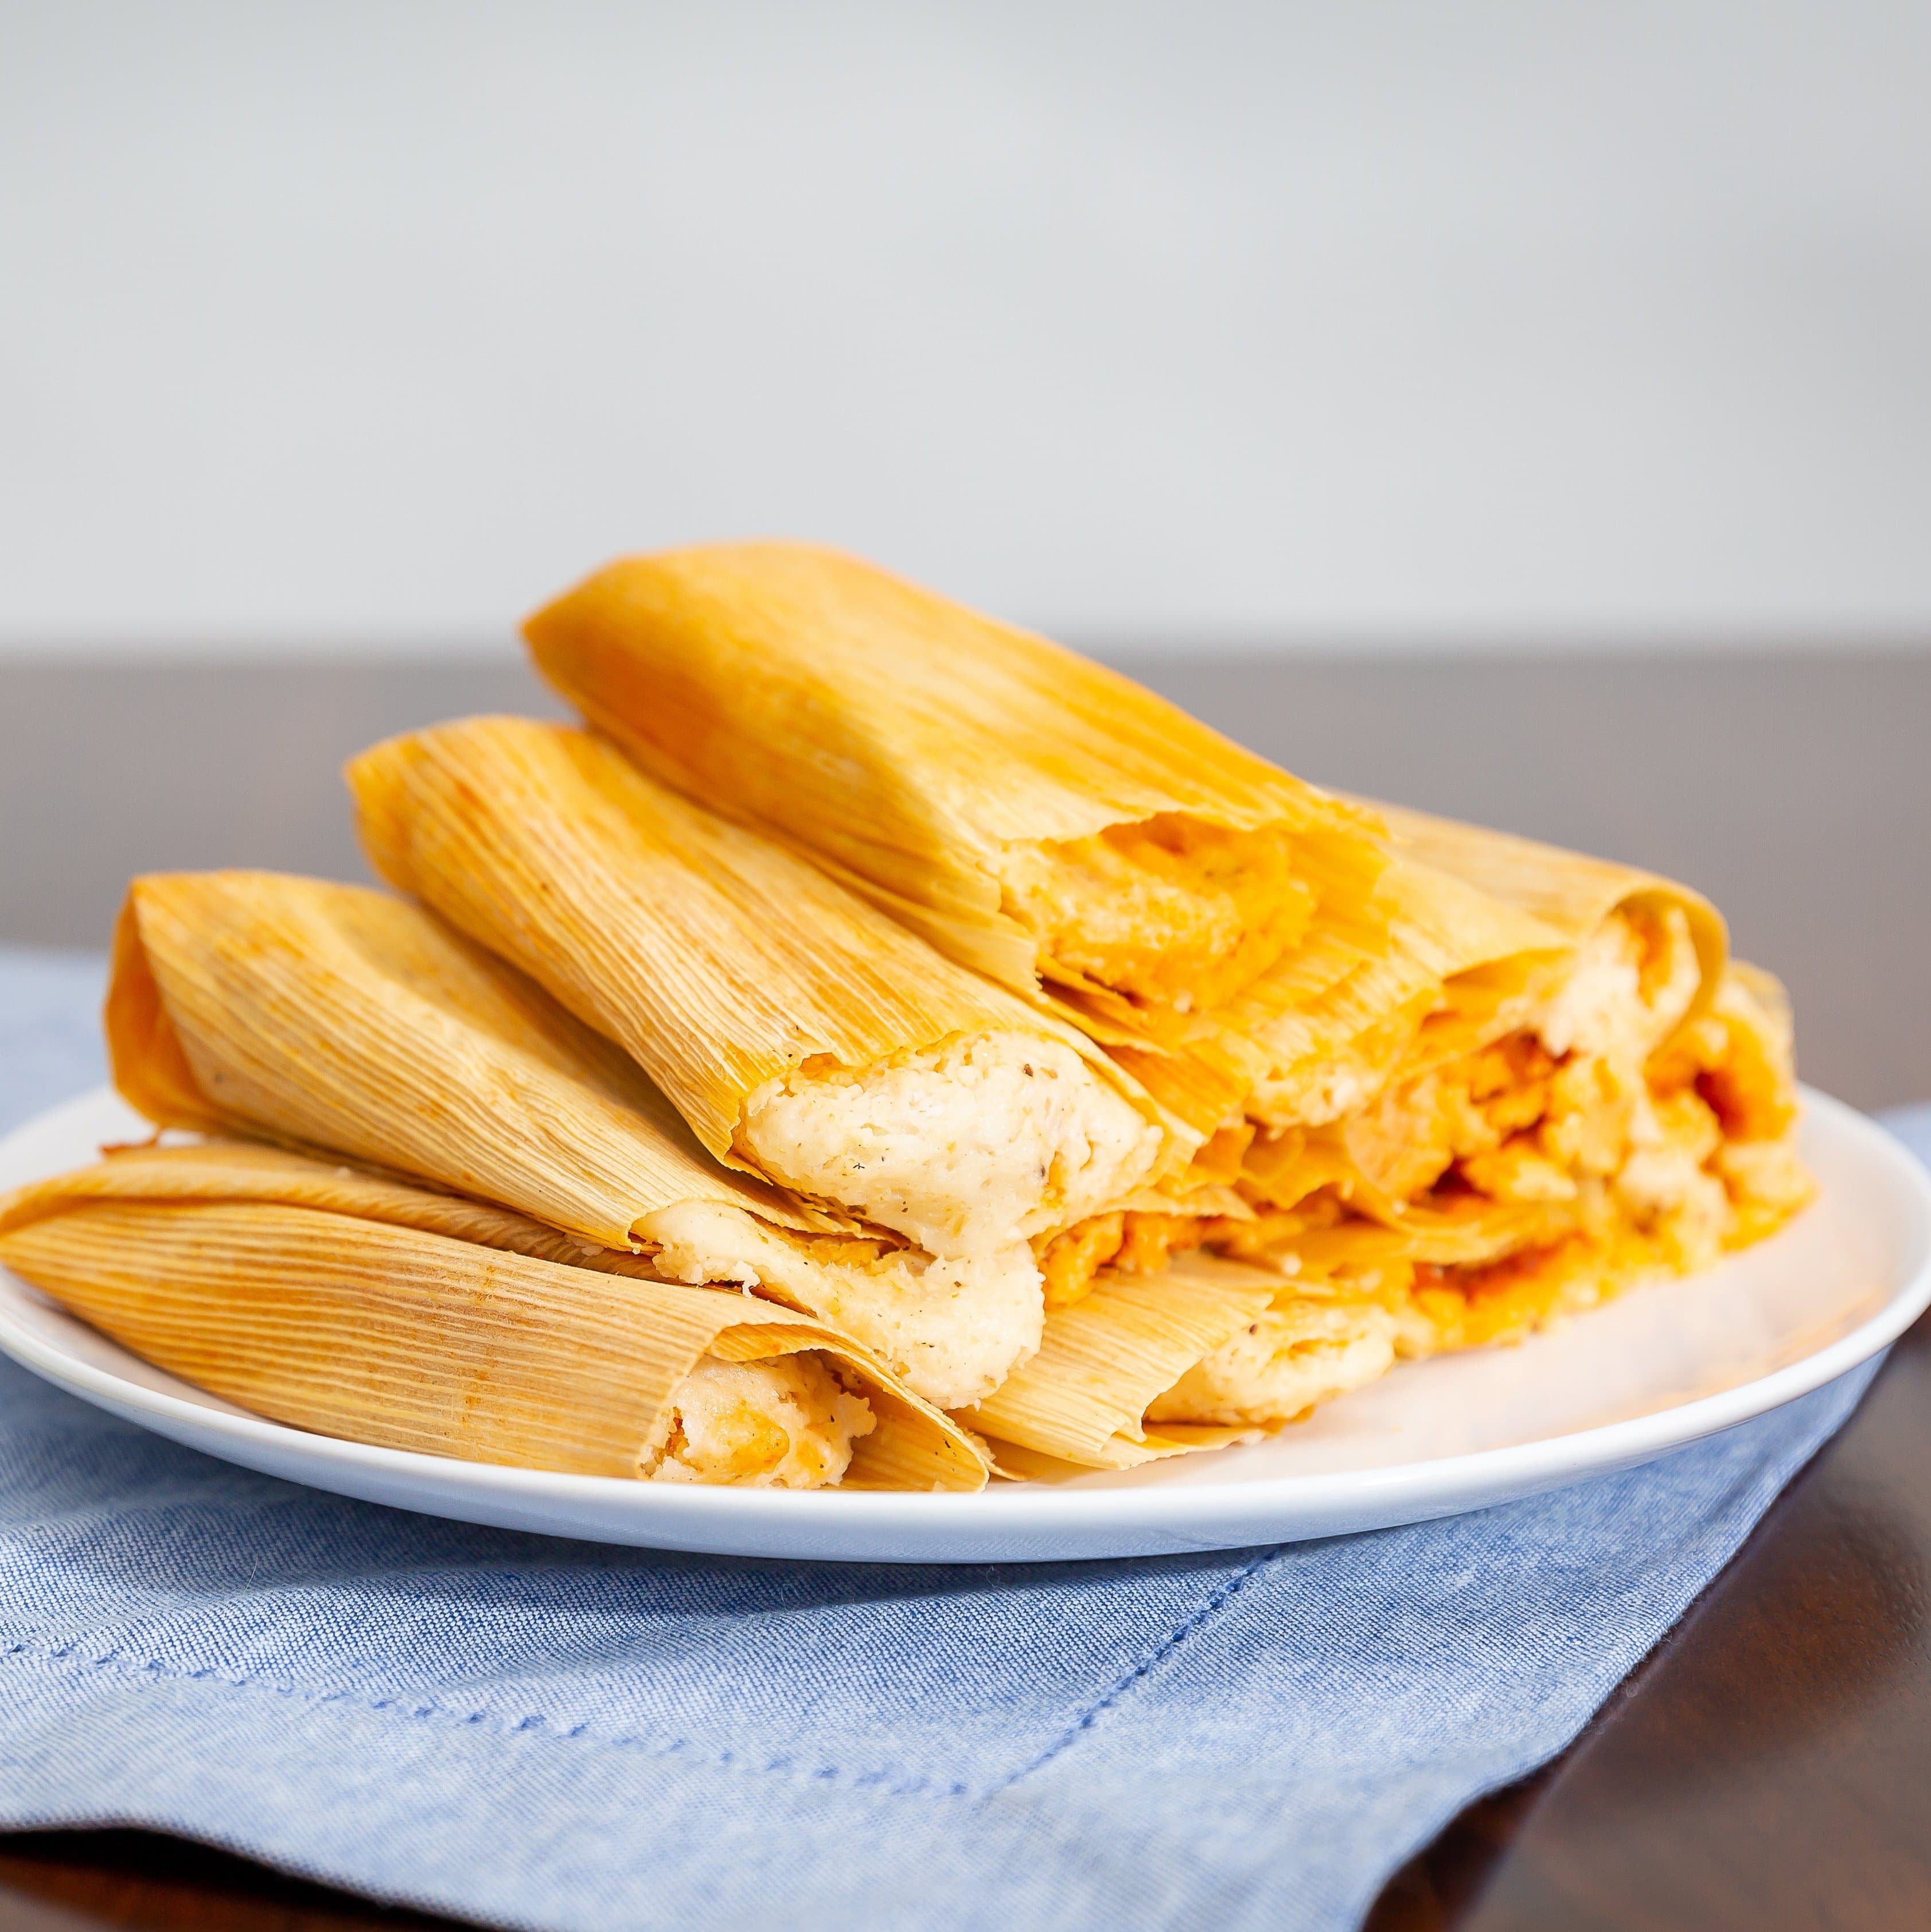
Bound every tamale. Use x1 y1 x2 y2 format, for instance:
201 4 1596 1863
510 537 1812 1440
109 869 1356 1457
347 717 1179 1259
1371 801 1727 999
0 1143 986 1490
1206 826 1809 1371
109 871 1047 1408
521 542 1388 1029
1207 856 1580 1132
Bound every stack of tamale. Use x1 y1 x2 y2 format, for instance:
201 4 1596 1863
0 543 1813 1491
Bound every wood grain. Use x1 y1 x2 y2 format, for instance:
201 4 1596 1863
0 1828 457 1929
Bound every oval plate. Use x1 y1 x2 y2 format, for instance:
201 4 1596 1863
1 1086 1925 1564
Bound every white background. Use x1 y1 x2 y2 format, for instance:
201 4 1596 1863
3 1 1929 654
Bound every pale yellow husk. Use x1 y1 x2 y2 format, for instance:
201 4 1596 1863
0 1143 987 1490
1117 807 1730 1147
1370 800 1729 996
107 869 829 1247
958 1253 1279 1468
1162 856 1580 1135
521 542 1389 1030
347 718 1191 1238
105 872 1052 1410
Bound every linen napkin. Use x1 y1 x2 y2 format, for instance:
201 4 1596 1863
0 948 1906 1932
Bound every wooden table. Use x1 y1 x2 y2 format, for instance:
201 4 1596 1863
5 647 1929 1108
3 648 1928 1929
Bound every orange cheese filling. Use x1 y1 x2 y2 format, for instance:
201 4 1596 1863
1035 956 1809 1353
997 816 1314 1012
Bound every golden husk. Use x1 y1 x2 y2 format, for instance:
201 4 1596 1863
107 870 835 1247
521 542 1388 1020
0 1144 988 1490
1204 858 1577 1126
958 1254 1277 1467
1368 801 1728 1010
346 715 1189 1176
1144 816 1727 1141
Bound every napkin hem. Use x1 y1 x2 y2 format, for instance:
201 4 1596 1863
989 1546 1281 1794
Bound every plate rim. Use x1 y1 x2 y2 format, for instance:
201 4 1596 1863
0 1084 1925 1560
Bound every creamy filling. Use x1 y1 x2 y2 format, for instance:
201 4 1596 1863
1058 949 1806 1390
738 1030 1161 1259
638 1199 1044 1411
1536 904 1699 1064
641 1352 874 1487
995 816 1310 1010
1145 1298 1397 1428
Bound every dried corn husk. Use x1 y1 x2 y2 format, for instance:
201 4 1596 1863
0 1143 988 1490
958 1254 1278 1469
105 873 1051 1411
348 717 1188 1249
521 543 1387 1028
1224 806 1733 1210
1368 802 1727 1006
1142 806 1725 1146
108 869 830 1247
1216 858 1578 1129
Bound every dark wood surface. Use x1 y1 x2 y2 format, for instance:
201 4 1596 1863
1366 1304 1931 1932
3 648 1928 1108
2 646 1928 1928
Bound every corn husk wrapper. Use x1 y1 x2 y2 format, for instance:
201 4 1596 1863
347 716 1193 1181
109 871 1128 1415
1265 804 1730 1194
521 543 1388 1034
1169 857 1578 1138
1207 816 1785 1347
1368 802 1727 1008
107 870 838 1248
0 1143 988 1490
1152 805 1726 1156
958 1254 1277 1469
1027 802 1725 1154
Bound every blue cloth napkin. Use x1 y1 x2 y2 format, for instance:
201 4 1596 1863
0 949 1913 1932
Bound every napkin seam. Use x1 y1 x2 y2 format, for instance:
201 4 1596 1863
0 1548 1286 1808
0 1637 993 1799
983 1545 1281 1797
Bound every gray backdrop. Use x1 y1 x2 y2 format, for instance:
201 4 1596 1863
6 2 1930 648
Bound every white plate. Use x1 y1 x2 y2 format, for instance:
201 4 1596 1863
1 1086 1926 1564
